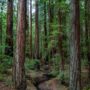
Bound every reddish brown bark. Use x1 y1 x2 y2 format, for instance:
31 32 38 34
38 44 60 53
5 0 13 56
13 0 27 90
35 0 39 59
69 0 81 90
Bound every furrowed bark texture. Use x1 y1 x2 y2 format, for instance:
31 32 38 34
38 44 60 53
69 0 81 90
13 0 27 90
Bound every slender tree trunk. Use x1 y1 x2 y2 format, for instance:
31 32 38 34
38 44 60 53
48 0 54 59
44 1 47 49
13 0 27 90
85 0 90 81
58 9 65 71
48 0 53 33
69 0 81 90
35 0 39 59
0 3 3 55
43 1 48 64
5 0 13 56
29 0 32 58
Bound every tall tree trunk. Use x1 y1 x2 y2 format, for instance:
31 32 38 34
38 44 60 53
44 1 47 49
5 0 13 56
58 9 65 71
69 0 81 90
0 3 3 55
29 0 32 58
43 1 48 63
85 0 90 81
48 0 54 59
48 0 54 33
35 0 39 59
13 0 27 90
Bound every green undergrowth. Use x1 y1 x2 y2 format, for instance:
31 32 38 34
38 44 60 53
25 58 40 71
83 86 90 90
0 55 12 74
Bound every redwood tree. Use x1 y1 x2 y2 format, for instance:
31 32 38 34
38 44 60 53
5 0 13 56
58 8 65 71
29 0 32 58
0 3 3 52
35 0 39 59
85 0 90 80
69 0 81 90
48 0 54 33
48 0 54 58
13 0 27 90
44 1 47 49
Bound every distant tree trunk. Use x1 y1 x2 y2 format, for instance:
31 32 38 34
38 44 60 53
48 0 54 59
58 9 65 71
40 1 48 65
44 1 48 62
0 4 3 54
5 0 13 56
35 0 39 59
29 0 32 58
13 0 27 90
85 0 90 81
69 0 81 90
44 1 47 49
48 0 53 33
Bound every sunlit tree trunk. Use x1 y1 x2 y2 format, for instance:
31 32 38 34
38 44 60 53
5 0 13 56
69 0 81 90
13 0 27 90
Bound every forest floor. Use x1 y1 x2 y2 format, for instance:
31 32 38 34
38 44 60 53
0 82 13 90
0 65 89 90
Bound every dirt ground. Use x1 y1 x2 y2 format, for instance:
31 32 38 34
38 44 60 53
0 82 13 90
0 66 89 90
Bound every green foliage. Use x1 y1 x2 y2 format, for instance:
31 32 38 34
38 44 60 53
4 76 13 86
57 71 65 81
49 54 61 77
50 70 59 77
0 55 12 73
52 53 61 70
82 59 88 67
83 85 90 90
25 58 40 71
0 74 4 81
